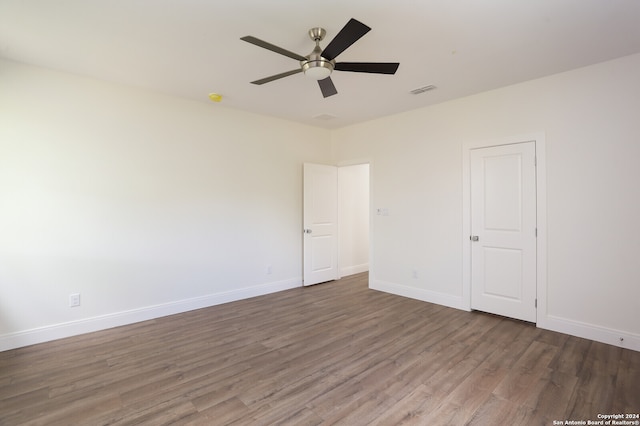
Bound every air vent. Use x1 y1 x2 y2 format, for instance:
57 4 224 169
410 85 437 95
313 113 337 121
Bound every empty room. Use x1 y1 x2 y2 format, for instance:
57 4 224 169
1 1 639 424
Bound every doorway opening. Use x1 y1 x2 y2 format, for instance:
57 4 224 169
338 164 370 277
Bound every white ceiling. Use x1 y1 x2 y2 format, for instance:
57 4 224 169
2 0 640 129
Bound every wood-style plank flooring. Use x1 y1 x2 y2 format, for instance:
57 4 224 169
1 273 639 425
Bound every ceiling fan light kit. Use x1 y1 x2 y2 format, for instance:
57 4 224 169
302 61 333 80
241 18 400 98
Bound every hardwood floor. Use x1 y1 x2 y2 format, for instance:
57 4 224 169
1 273 638 425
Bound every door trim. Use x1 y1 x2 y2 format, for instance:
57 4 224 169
462 133 547 324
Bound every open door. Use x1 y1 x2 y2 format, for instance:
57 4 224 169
303 163 339 286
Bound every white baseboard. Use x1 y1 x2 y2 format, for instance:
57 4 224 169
340 263 369 277
370 279 464 311
0 277 301 352
6 277 637 354
538 314 640 352
371 280 640 353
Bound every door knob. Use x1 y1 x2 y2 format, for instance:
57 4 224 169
304 229 312 234
470 235 479 241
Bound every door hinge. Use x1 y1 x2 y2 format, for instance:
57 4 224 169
534 156 537 166
535 298 537 308
535 227 538 237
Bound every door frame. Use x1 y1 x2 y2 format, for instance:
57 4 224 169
461 133 547 323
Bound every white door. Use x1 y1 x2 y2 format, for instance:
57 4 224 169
470 142 537 322
303 163 339 286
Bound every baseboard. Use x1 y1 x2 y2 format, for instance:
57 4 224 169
0 277 301 352
370 279 464 311
538 314 640 352
340 263 369 277
371 280 639 353
7 278 636 354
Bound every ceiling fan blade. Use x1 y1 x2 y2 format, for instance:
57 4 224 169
321 18 371 61
250 69 302 85
241 36 307 61
318 77 338 98
335 62 400 74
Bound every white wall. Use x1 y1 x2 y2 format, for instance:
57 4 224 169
0 60 332 350
332 53 640 351
338 164 369 277
3 53 639 352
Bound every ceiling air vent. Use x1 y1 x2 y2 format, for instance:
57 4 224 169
410 85 437 95
313 113 337 121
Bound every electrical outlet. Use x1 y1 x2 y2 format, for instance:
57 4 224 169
69 293 80 307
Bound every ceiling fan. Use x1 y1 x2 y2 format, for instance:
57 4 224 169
241 18 400 98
